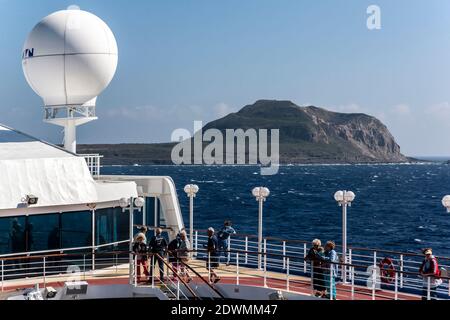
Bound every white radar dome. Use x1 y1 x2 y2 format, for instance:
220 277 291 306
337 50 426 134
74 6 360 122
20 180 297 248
22 9 118 106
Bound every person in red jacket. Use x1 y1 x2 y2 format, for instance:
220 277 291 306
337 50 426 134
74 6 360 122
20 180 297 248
419 248 442 300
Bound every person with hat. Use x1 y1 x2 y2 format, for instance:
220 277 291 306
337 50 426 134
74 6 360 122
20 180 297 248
419 248 442 300
132 233 149 282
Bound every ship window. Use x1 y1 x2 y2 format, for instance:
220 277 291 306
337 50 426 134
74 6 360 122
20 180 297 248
61 210 91 249
95 207 128 249
144 197 165 235
133 208 144 226
0 216 26 254
27 213 60 251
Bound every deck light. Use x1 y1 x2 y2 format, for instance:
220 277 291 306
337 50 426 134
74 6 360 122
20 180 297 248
23 194 39 205
134 197 145 208
119 197 130 208
442 195 450 213
252 187 270 269
334 190 355 283
184 184 199 249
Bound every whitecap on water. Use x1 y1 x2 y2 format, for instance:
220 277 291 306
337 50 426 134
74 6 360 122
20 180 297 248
414 239 422 243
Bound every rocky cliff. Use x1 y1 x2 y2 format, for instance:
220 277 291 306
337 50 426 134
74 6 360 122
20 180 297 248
78 100 409 164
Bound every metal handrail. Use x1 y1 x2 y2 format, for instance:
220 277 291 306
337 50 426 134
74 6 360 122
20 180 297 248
0 240 128 259
154 253 199 300
179 258 226 299
194 229 450 261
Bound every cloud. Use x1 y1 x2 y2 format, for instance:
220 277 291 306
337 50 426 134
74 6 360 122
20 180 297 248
425 102 450 119
326 103 364 113
213 102 236 118
391 104 411 116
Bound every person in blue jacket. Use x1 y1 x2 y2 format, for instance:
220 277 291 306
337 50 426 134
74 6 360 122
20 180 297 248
319 241 339 299
218 220 236 265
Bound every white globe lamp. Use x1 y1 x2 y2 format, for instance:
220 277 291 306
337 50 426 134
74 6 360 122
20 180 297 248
442 195 450 213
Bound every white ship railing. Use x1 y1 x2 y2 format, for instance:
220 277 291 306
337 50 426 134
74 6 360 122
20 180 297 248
80 153 103 176
192 230 450 300
3 233 450 300
0 240 129 292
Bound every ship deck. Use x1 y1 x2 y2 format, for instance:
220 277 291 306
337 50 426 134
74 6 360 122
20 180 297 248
0 258 422 300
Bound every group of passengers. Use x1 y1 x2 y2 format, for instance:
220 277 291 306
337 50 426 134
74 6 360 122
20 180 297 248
304 239 339 299
134 225 445 300
132 226 192 284
305 239 444 300
132 221 236 284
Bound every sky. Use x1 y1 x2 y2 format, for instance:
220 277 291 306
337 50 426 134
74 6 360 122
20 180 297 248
1 0 450 156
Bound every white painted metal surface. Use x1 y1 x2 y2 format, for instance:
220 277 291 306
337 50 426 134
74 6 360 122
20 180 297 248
22 9 117 107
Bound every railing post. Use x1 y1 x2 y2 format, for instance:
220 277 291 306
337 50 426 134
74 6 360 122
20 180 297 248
208 252 211 283
394 272 398 300
83 254 86 280
399 254 404 288
244 236 248 265
263 249 267 288
194 231 198 257
263 238 267 256
282 241 286 269
151 255 155 288
176 279 180 300
236 253 240 286
372 268 376 300
43 257 46 287
1 260 3 292
427 276 431 300
134 255 138 287
310 263 314 296
348 249 353 281
351 266 355 300
286 257 290 291
373 251 377 267
329 267 333 300
303 243 307 273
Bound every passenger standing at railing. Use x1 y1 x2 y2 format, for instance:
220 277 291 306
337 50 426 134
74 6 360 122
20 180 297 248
218 220 236 266
132 234 149 283
419 248 442 300
168 230 192 283
204 227 221 283
148 228 168 282
304 239 325 297
318 241 338 300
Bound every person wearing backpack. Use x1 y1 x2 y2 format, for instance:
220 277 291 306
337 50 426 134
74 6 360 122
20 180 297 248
419 248 442 300
217 220 236 266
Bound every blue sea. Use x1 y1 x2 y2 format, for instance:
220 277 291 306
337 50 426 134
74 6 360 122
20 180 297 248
102 164 450 256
